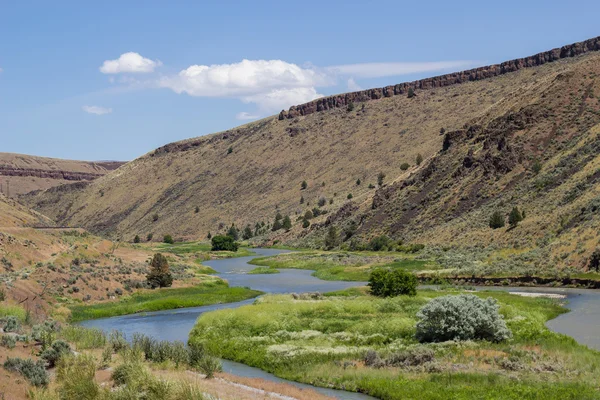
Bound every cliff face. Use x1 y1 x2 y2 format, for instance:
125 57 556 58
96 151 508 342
0 166 105 181
279 36 600 120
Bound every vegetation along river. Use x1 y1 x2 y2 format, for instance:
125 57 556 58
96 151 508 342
81 249 600 399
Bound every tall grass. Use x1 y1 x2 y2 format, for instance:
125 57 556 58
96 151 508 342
69 282 262 321
0 304 27 321
189 289 600 399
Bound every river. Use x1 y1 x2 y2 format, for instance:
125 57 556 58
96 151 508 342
81 248 600 399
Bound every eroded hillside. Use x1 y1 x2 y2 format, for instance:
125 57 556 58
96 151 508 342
0 152 124 196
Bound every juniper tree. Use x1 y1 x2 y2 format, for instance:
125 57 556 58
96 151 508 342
147 253 173 288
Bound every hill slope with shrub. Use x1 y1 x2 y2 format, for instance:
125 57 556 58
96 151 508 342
21 36 600 274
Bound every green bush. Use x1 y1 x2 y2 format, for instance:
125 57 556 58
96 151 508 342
146 253 173 289
3 357 49 387
163 234 174 244
416 153 423 165
400 162 410 171
489 211 505 229
40 340 72 368
415 294 512 343
508 207 523 228
377 172 385 186
368 268 417 297
133 235 141 243
56 354 99 400
368 235 391 251
3 316 20 332
589 248 600 271
32 320 60 349
211 235 239 252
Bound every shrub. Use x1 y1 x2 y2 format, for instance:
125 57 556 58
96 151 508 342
397 243 425 253
146 253 173 288
108 330 129 353
0 287 4 301
301 180 307 190
282 216 292 231
416 153 423 165
368 183 375 189
147 233 153 241
211 235 239 252
302 219 310 228
368 268 417 297
407 88 415 98
400 162 410 171
163 234 174 244
40 340 72 368
242 225 253 240
32 320 60 349
3 357 49 387
133 235 140 243
377 172 385 186
369 235 391 251
1 335 16 349
3 316 20 332
304 210 313 220
152 214 159 222
489 211 505 229
196 355 221 379
589 249 600 272
318 196 326 207
324 226 339 250
356 178 361 185
347 193 353 199
227 146 233 154
347 101 355 112
508 207 523 228
532 159 543 174
415 294 512 342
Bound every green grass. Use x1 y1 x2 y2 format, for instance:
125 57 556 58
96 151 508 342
189 289 600 400
248 266 280 275
0 304 27 321
249 251 438 281
150 241 255 258
69 281 262 322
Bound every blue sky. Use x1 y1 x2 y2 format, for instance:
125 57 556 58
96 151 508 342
1 1 599 161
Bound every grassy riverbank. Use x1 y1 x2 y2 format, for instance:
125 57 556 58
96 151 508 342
248 251 439 281
189 288 600 399
69 281 262 322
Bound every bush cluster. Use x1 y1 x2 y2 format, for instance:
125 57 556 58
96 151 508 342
415 294 512 343
368 268 417 297
211 235 239 251
364 346 434 369
3 357 49 387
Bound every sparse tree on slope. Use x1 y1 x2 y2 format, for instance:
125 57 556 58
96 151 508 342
147 253 173 289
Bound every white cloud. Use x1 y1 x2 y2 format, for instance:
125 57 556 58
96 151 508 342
327 61 476 79
82 105 113 115
235 112 260 121
100 52 161 74
0 67 3 73
159 59 329 98
347 78 362 91
242 87 323 113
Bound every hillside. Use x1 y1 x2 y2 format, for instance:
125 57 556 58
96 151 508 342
0 152 124 196
22 36 600 272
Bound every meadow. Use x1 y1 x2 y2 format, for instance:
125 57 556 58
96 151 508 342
248 251 439 281
189 288 600 399
69 280 262 321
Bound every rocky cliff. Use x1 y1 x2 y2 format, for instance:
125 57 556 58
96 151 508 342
279 36 600 120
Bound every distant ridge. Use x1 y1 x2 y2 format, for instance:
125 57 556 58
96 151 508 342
279 35 600 119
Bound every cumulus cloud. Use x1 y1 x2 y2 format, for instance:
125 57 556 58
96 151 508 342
159 59 328 98
235 112 260 121
82 105 113 115
327 61 476 79
100 52 161 74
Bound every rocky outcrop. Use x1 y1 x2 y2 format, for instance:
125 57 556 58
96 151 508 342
279 36 600 120
0 166 104 181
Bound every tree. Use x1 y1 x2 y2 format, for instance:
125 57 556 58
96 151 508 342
146 233 153 242
227 146 233 154
377 172 385 186
146 253 173 289
368 183 375 189
347 193 353 199
152 214 159 222
532 159 542 174
282 215 292 231
300 195 304 204
254 222 262 236
508 207 523 228
195 206 200 213
416 153 423 165
163 234 174 244
347 101 355 112
272 219 283 231
211 235 239 251
369 235 391 251
368 268 417 297
301 181 308 190
400 163 410 171
207 232 212 239
242 225 253 240
407 88 416 98
302 219 310 228
227 224 239 240
356 178 361 185
324 226 338 250
343 220 357 241
133 235 140 244
589 249 600 271
318 197 326 207
489 211 505 229
304 210 314 220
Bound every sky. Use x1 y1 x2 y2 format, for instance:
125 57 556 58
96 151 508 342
1 1 599 161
